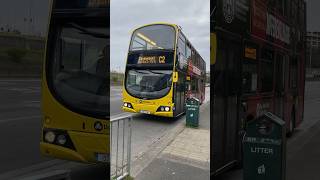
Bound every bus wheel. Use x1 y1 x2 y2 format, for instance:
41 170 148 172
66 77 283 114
287 109 295 137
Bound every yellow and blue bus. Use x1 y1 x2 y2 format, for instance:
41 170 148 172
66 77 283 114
40 0 109 163
122 23 206 118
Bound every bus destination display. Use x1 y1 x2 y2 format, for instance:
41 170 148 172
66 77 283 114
127 51 174 65
138 55 166 64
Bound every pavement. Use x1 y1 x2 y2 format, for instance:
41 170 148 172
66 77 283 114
286 81 320 180
135 100 210 180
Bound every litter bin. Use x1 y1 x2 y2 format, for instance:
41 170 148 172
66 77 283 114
243 112 286 180
186 97 200 128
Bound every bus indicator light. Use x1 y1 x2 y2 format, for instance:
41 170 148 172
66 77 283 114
45 117 51 124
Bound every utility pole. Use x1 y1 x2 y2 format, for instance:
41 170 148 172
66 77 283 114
28 0 34 35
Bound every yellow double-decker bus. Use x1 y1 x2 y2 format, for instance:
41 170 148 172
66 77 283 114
122 23 206 118
40 0 109 163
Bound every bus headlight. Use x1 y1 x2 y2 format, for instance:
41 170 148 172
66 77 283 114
123 102 133 109
44 131 55 143
43 128 75 150
157 106 171 112
57 135 67 145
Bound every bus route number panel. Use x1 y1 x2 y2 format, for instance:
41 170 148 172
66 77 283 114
127 51 174 65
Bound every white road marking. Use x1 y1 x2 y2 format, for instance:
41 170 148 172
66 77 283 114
0 160 66 179
0 116 41 124
0 79 40 82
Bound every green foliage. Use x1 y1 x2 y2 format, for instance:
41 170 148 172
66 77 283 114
6 48 27 63
110 72 124 85
125 176 134 180
112 76 118 83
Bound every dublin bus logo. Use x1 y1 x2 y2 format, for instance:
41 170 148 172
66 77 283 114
223 0 235 24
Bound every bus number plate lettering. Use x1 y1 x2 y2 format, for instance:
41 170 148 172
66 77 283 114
96 153 108 162
140 110 150 114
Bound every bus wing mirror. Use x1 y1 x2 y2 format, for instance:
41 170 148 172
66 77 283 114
173 72 178 83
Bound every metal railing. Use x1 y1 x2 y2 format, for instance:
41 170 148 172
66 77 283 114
110 115 132 180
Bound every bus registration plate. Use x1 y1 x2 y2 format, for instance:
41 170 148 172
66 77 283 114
140 110 150 114
96 153 108 162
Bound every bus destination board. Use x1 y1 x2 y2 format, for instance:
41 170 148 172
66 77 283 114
127 51 174 65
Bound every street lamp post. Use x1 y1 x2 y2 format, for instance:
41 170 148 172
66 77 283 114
309 43 316 75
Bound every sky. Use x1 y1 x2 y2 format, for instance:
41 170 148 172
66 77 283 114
305 0 320 32
0 0 49 36
110 0 210 73
0 0 319 34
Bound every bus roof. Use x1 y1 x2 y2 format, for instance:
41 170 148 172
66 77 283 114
131 23 179 34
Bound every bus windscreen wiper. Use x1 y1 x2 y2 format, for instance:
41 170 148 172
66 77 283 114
132 69 148 74
147 70 167 75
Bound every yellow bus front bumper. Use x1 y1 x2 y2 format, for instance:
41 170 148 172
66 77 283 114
122 104 173 117
40 131 109 163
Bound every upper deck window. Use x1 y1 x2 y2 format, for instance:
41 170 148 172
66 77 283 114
129 25 175 51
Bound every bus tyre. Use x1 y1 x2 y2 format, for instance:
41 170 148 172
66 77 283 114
287 110 295 137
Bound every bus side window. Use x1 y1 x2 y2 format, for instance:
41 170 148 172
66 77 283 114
186 45 192 60
289 57 298 89
242 59 257 93
178 33 186 57
260 48 274 92
60 36 82 71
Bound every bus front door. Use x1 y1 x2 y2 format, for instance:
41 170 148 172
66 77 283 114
212 36 241 174
274 54 286 119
